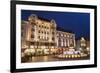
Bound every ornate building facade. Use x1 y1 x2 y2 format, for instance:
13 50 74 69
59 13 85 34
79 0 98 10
56 30 76 54
21 14 76 55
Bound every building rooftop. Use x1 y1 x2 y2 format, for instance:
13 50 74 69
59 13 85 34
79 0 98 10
21 20 28 25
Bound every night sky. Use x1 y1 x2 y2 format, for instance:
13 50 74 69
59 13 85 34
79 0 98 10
21 10 90 40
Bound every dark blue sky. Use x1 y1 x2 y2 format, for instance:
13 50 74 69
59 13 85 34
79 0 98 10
21 10 90 40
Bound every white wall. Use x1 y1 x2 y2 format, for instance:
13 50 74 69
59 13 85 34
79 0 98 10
0 0 99 73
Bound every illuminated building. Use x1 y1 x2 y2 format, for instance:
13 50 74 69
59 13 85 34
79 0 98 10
22 14 56 55
21 20 30 52
86 40 90 54
80 37 86 47
21 14 76 55
80 37 90 54
56 29 76 54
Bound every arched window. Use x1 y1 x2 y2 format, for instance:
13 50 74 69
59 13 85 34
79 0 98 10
31 34 34 38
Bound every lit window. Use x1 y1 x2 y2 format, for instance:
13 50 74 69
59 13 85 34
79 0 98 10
42 25 44 28
64 34 66 37
52 32 54 34
52 37 55 41
45 26 46 29
61 39 63 46
67 35 69 38
31 34 34 38
38 36 40 39
39 25 41 27
42 31 43 33
61 34 63 36
31 28 34 31
57 33 59 36
44 31 46 34
38 30 40 33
